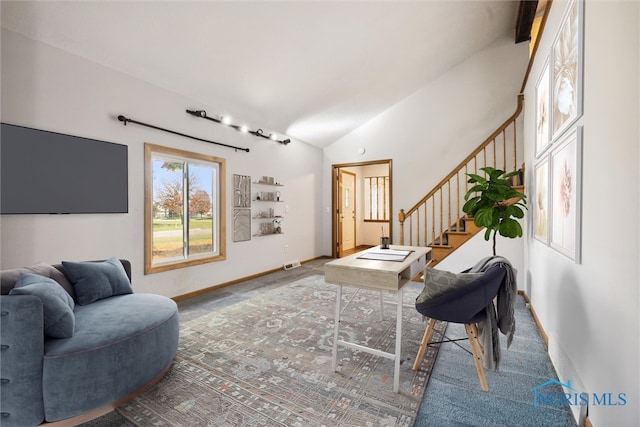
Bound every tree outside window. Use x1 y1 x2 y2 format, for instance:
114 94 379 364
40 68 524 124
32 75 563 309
145 144 226 274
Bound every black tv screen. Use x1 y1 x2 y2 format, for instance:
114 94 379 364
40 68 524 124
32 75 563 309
1 123 128 214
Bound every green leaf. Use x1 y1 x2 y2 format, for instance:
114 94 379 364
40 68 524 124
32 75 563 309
474 207 494 227
485 190 506 202
485 167 505 180
504 187 523 197
462 198 479 214
466 174 487 185
493 208 504 224
479 166 497 175
499 218 523 238
505 205 525 218
465 184 486 194
483 228 492 241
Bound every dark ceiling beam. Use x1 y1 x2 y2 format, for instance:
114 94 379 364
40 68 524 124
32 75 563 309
515 0 539 43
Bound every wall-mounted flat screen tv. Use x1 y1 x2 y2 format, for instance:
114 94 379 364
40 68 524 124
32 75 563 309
1 123 128 214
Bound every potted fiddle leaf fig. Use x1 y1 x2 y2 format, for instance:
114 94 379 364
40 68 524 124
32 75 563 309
462 166 527 256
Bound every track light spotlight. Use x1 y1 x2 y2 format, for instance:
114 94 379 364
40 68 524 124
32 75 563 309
185 109 291 145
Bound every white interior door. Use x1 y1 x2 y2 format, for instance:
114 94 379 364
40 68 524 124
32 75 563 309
339 170 356 252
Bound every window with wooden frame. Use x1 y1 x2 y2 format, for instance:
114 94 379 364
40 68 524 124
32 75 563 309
144 143 226 274
364 176 390 221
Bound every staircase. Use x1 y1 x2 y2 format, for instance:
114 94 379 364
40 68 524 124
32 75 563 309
398 94 524 267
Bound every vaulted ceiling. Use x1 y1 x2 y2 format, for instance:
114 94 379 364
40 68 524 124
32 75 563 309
1 1 520 147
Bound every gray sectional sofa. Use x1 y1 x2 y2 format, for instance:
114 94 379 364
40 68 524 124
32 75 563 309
0 258 179 426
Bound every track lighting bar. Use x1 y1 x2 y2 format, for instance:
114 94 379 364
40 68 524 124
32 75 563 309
117 115 250 152
186 109 291 145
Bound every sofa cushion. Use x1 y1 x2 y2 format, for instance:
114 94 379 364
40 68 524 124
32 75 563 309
62 257 133 305
42 293 179 422
1 262 74 299
416 267 483 304
45 264 76 300
9 272 75 338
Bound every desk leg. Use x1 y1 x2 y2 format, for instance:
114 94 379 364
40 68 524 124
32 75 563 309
332 284 342 372
379 292 384 321
393 289 403 393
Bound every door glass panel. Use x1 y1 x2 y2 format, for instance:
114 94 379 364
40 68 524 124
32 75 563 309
188 163 214 255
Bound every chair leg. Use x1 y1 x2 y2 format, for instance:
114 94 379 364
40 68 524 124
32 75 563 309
465 323 489 391
412 318 436 370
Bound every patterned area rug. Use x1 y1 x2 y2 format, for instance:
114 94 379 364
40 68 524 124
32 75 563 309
117 275 445 426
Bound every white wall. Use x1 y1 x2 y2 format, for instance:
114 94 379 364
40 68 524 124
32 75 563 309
0 29 324 298
523 1 639 425
322 35 529 265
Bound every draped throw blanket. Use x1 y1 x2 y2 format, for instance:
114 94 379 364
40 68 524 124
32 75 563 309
469 256 517 371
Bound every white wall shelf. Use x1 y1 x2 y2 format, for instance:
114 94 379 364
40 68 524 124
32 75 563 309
252 177 284 236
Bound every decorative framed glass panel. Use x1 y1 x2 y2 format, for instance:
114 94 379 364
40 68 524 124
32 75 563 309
364 176 390 221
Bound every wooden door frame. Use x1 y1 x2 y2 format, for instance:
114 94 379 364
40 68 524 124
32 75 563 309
331 159 393 258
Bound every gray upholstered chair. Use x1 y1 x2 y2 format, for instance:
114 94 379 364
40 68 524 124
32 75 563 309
412 264 507 391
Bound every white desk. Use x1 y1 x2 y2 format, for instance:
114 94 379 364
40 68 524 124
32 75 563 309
324 245 430 392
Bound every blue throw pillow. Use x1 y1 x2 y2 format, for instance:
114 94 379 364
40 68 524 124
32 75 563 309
9 272 75 338
62 257 133 305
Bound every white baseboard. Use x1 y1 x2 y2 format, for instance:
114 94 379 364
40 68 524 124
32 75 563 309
548 333 588 426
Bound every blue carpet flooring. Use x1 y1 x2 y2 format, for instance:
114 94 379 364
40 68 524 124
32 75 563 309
414 295 577 426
